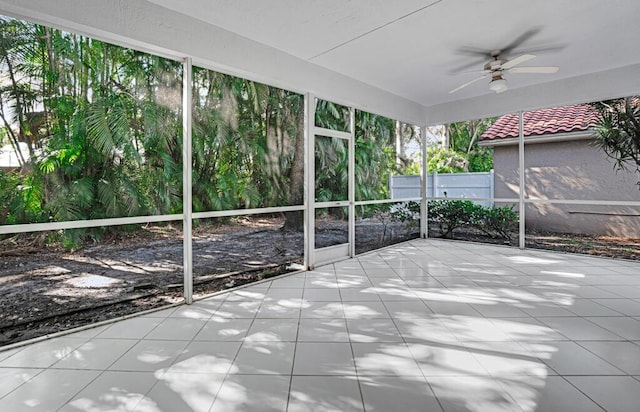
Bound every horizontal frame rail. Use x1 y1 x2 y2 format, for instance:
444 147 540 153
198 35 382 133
192 205 305 219
0 214 183 235
313 127 352 140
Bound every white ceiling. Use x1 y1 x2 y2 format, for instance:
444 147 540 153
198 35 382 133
146 0 640 111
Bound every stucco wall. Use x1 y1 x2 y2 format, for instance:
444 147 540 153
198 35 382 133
493 138 640 237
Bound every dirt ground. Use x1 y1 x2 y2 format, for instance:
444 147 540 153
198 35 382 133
430 228 640 260
0 216 416 346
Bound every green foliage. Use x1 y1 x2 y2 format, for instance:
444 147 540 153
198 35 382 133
445 118 495 172
467 148 494 172
427 146 468 173
0 15 417 248
428 200 480 238
428 200 518 240
591 97 640 187
475 205 519 240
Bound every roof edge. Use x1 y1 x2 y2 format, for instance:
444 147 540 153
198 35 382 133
478 130 596 147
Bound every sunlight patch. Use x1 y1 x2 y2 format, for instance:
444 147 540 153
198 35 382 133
65 273 123 288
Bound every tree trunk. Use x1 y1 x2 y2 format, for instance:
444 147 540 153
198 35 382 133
283 98 305 232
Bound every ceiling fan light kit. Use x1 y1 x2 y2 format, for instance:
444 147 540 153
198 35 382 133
449 31 560 95
489 77 508 93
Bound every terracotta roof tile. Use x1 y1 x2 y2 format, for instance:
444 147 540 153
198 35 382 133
479 103 600 141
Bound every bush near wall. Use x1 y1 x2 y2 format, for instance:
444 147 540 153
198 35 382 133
428 200 518 240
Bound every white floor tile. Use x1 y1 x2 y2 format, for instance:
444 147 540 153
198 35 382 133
533 341 624 375
463 341 550 377
346 319 404 343
265 288 304 301
429 376 521 412
471 303 530 318
302 288 341 302
490 317 567 342
97 317 163 340
592 298 640 316
293 342 356 375
501 375 604 412
445 316 511 342
60 371 157 412
0 367 42 398
212 300 261 319
519 303 575 317
585 316 640 340
144 318 207 341
0 369 99 412
341 301 389 320
359 376 442 412
52 338 137 370
209 375 290 412
339 287 381 302
193 317 253 341
300 302 345 319
297 318 349 342
245 318 299 342
0 347 22 363
288 376 363 412
169 341 241 374
567 376 640 412
537 317 623 341
564 299 623 316
578 341 640 375
108 340 188 372
407 343 489 377
394 317 459 343
138 372 224 412
270 276 306 288
0 338 87 368
423 301 482 317
169 303 219 320
256 301 301 319
231 341 295 375
352 342 423 376
382 300 432 319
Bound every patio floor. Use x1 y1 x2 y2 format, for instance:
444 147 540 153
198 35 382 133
1 239 640 411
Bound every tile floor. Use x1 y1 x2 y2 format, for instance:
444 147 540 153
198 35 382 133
1 239 640 411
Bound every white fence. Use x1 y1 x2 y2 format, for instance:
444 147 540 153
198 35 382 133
390 171 494 207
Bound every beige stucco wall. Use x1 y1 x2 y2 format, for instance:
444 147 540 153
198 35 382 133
493 138 640 237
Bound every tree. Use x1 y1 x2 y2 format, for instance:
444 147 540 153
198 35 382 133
592 97 640 188
444 118 495 172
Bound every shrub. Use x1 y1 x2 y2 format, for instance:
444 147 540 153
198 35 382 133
389 201 420 235
427 200 518 240
427 200 481 238
474 205 519 240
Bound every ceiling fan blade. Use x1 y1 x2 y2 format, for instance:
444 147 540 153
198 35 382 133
449 75 488 94
449 57 488 75
461 69 491 75
455 46 491 57
502 27 541 55
514 44 566 56
508 66 559 74
502 54 536 69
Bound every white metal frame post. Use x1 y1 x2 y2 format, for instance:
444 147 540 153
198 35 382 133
348 107 356 257
305 94 316 269
182 57 194 303
518 110 526 249
420 126 428 238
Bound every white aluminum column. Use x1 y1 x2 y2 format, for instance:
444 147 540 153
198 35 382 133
518 110 526 249
182 57 193 303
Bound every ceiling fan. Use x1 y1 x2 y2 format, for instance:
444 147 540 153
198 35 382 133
449 29 561 94
449 50 559 94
